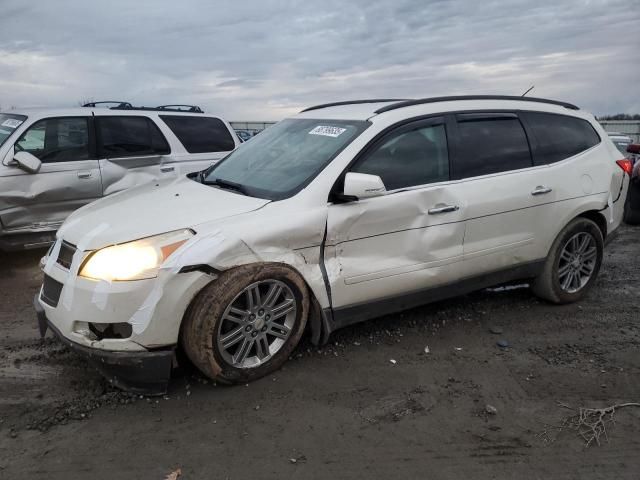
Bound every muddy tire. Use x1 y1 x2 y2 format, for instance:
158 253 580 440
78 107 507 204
531 217 604 304
181 263 309 384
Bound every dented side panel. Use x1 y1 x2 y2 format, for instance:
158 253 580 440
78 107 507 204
99 156 166 196
326 186 466 309
182 204 331 309
99 154 223 197
156 151 227 180
0 160 102 231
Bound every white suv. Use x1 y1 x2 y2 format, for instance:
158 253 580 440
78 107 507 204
0 102 239 251
34 96 630 393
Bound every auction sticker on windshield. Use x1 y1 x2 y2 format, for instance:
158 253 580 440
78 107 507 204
308 125 347 138
1 119 23 129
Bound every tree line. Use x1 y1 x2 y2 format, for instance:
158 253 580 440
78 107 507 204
597 114 640 120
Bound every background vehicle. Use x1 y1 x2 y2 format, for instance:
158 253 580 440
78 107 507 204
623 144 640 224
234 129 253 142
608 132 633 156
0 102 240 251
35 96 628 393
625 143 640 164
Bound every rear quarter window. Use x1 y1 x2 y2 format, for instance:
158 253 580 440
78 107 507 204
521 112 600 165
160 115 236 153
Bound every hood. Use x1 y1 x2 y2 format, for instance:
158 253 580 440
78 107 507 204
58 176 270 250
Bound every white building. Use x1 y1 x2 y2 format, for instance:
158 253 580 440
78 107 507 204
599 120 640 143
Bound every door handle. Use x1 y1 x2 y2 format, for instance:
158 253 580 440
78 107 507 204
428 204 459 215
531 186 552 196
160 166 175 173
77 171 92 179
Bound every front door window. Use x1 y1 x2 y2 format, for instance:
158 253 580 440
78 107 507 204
15 117 89 163
352 123 449 190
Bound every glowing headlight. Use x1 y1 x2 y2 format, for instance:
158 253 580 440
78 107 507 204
79 229 194 281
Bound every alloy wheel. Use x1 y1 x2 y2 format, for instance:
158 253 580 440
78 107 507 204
557 232 597 293
216 280 297 368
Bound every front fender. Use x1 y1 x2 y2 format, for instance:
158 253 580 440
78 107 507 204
163 228 331 319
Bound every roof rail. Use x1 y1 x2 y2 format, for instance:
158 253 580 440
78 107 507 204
82 102 204 113
156 104 204 113
300 99 410 113
374 95 579 114
83 101 133 109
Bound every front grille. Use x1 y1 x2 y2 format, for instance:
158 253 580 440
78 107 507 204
56 241 77 269
41 274 64 307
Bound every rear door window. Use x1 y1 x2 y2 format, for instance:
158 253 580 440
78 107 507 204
160 115 236 153
452 114 532 179
96 116 169 158
15 117 90 163
352 120 449 190
521 112 601 165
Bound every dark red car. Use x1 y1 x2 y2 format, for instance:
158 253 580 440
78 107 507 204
623 144 640 224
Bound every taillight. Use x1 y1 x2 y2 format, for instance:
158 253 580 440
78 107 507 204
616 159 633 175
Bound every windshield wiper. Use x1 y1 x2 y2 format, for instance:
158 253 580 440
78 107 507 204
203 177 249 196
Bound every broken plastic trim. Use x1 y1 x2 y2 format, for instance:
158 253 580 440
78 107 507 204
178 264 221 276
88 322 133 340
34 296 172 395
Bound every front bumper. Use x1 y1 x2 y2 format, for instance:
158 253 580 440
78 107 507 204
35 295 173 395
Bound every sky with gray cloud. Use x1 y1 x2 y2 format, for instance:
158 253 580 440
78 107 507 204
0 0 638 120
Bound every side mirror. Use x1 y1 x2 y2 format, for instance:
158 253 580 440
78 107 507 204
14 151 42 173
343 172 387 200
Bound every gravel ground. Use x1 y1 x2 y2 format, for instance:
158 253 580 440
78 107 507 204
0 225 638 479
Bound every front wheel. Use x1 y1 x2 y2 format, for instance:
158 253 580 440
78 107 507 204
181 264 309 384
531 217 604 304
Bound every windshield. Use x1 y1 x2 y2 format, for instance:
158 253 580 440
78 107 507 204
0 114 27 148
203 118 369 200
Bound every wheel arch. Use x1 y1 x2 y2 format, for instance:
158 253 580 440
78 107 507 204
576 209 608 240
544 199 608 248
178 260 330 350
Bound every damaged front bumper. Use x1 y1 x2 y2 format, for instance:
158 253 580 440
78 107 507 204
34 295 173 395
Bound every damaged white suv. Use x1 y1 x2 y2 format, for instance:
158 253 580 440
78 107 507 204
0 102 239 251
35 96 630 393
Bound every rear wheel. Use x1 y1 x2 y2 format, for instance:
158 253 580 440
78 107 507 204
531 217 603 304
181 264 309 384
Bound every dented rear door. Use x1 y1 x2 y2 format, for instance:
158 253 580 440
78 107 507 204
96 115 171 196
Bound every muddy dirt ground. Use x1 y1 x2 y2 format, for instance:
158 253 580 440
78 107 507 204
0 226 638 479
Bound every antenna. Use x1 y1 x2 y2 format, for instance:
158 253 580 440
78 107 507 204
521 85 535 97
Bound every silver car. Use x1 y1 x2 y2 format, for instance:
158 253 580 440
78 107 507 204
0 103 239 250
607 132 633 155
